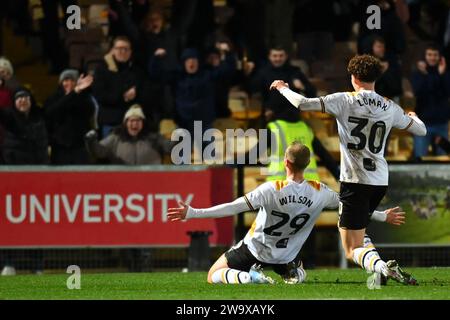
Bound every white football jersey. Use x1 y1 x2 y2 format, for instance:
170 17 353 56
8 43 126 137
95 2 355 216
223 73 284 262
243 179 338 264
319 90 413 186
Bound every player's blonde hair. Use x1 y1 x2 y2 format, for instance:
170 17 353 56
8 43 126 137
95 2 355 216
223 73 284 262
284 141 311 172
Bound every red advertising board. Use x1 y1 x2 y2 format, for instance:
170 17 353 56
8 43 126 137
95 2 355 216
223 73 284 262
0 166 234 247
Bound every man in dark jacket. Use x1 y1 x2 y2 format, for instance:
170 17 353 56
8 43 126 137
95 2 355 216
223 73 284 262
150 48 235 136
411 44 450 158
245 46 316 126
92 36 151 138
0 88 48 164
44 70 96 164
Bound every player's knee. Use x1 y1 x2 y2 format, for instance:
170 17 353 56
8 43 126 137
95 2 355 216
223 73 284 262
207 268 215 283
344 247 355 260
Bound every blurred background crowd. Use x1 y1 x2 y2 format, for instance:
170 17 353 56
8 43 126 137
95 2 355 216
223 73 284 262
0 0 450 169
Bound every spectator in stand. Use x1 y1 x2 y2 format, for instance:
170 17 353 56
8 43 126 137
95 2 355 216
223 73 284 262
44 70 97 165
369 36 403 101
93 36 151 138
0 75 12 109
0 88 49 164
85 105 173 165
149 47 235 139
411 44 450 159
204 43 237 118
113 1 180 122
0 75 11 164
435 135 450 154
358 0 406 56
244 45 316 126
0 57 17 164
0 57 21 93
112 0 179 71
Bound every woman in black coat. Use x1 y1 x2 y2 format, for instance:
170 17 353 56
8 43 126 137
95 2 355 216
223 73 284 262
0 88 49 164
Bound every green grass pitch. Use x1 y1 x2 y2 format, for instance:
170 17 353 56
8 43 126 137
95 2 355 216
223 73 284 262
1 267 449 300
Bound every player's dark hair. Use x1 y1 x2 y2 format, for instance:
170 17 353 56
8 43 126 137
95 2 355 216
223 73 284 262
347 54 383 83
285 141 310 172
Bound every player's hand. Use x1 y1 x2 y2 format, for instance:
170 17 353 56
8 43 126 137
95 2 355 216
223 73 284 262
167 201 189 221
270 80 289 91
385 206 406 226
408 111 417 117
438 57 446 74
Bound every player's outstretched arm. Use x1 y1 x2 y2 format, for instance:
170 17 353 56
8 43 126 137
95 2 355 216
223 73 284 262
270 80 322 111
371 206 406 226
404 112 427 136
393 107 427 136
167 197 252 221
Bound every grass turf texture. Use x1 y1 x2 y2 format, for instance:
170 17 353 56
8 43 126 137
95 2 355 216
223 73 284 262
1 267 449 300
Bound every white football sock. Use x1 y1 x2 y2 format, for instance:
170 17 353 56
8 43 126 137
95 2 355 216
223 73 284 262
353 245 387 276
211 268 251 284
363 234 388 275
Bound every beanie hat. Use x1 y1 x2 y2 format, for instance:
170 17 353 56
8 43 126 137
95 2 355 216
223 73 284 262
14 89 31 100
123 104 146 122
59 69 79 83
181 48 199 62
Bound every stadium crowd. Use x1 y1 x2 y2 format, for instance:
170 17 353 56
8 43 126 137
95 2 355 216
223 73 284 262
0 0 450 168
